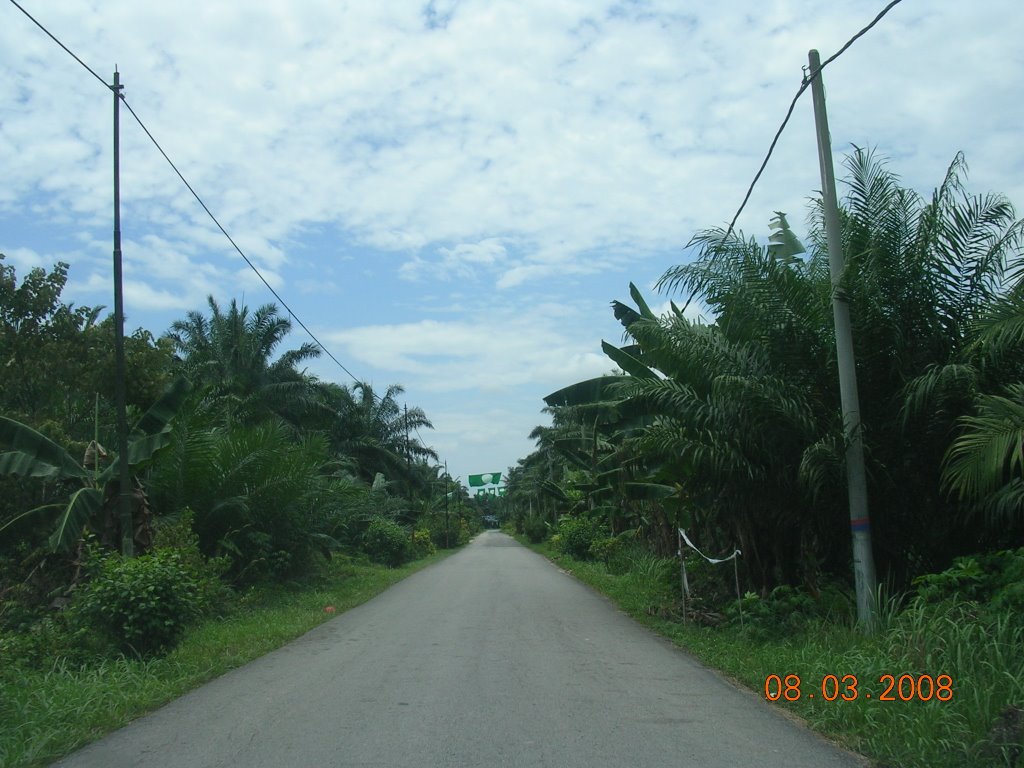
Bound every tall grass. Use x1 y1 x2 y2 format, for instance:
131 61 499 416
526 539 1024 768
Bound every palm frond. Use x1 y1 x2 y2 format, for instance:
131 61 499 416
942 385 1024 511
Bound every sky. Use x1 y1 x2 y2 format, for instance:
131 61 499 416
2 0 1023 489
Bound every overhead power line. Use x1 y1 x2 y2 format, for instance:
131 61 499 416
723 0 905 241
6 0 368 390
117 98 365 386
8 0 108 89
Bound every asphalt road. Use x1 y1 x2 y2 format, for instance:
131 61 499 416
53 530 867 768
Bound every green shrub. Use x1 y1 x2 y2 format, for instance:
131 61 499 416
454 517 472 546
75 548 204 657
523 515 548 544
0 616 89 669
421 512 471 549
726 584 818 641
588 536 619 565
153 510 231 612
913 547 1024 610
362 518 409 567
555 516 607 560
410 529 436 559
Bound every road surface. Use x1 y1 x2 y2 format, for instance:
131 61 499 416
54 530 866 767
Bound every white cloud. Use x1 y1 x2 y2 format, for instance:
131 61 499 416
3 0 1024 481
400 238 508 281
2 247 47 273
324 309 610 395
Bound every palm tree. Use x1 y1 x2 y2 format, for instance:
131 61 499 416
936 289 1024 529
650 150 1024 583
534 148 1024 590
327 382 438 492
165 296 325 428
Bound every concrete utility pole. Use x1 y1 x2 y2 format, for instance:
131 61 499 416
112 69 133 557
808 49 877 630
404 404 411 471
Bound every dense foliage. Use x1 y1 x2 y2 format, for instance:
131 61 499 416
507 150 1024 597
0 254 482 663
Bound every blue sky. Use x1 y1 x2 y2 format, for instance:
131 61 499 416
2 0 1023 488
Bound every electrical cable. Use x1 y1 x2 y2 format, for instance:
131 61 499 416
722 0 905 241
118 97 365 388
8 0 903 460
5 0 372 392
7 0 109 89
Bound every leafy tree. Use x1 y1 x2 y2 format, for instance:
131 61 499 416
0 254 173 441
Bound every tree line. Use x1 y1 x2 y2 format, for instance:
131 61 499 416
0 258 478 620
505 149 1024 595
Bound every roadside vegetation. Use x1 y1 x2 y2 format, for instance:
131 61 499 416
505 149 1024 767
0 257 486 766
0 550 453 768
517 532 1023 768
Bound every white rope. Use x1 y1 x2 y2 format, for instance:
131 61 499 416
679 529 745 626
679 529 741 564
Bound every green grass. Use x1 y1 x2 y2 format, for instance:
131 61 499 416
0 551 452 768
525 539 1024 768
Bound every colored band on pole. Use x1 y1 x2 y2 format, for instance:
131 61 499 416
850 517 870 532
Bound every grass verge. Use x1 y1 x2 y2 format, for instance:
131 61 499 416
523 539 1024 768
0 550 453 768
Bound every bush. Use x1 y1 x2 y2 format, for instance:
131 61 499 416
523 515 548 544
453 517 472 546
0 616 88 669
421 513 447 548
410 529 436 559
362 518 409 567
913 548 1024 610
554 516 607 560
152 510 231 611
726 585 818 641
421 512 471 549
588 536 619 565
75 548 205 657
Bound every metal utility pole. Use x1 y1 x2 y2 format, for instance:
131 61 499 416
808 49 877 630
112 69 133 557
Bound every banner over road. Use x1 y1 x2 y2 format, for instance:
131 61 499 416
468 473 501 487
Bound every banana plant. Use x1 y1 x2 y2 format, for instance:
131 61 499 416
0 378 192 552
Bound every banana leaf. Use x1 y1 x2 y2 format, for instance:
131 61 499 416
131 377 193 439
601 341 656 379
544 376 622 408
0 418 88 480
49 486 103 551
629 282 657 319
104 377 194 478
